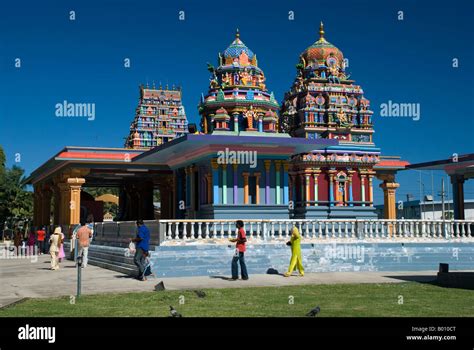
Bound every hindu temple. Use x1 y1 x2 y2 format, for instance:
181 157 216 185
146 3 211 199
27 25 409 227
281 22 384 218
125 84 188 149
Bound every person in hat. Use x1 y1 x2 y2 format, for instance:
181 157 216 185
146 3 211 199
284 226 304 277
49 227 63 270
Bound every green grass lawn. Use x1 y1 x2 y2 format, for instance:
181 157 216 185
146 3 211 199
1 282 473 317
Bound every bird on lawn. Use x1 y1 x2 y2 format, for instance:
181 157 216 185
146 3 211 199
194 290 206 298
169 305 182 317
306 306 320 317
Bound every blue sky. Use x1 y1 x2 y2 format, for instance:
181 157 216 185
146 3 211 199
0 0 473 204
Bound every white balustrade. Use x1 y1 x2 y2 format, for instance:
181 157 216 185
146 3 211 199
158 219 473 243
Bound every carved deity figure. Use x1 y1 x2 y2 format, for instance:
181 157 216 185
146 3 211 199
256 74 266 89
245 106 257 129
233 72 240 85
239 70 249 85
336 108 349 125
210 73 219 88
221 72 231 86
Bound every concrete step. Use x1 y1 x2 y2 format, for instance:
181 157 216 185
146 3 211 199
64 242 138 276
88 256 138 276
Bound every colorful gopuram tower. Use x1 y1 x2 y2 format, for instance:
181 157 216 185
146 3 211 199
281 23 380 218
125 84 188 149
199 29 280 135
157 30 333 220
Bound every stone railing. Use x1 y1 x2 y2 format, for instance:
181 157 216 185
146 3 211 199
159 219 474 242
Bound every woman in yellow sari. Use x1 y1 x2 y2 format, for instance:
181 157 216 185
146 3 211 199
284 226 304 277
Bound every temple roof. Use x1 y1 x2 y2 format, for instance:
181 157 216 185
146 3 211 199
301 22 344 64
222 29 255 60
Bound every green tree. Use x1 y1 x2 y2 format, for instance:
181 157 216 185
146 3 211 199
0 146 33 226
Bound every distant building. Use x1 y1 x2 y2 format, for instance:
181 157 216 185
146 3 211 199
375 199 474 220
125 84 188 149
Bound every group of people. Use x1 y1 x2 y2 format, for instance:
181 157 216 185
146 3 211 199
11 218 303 278
229 220 304 280
34 222 92 271
5 226 68 264
129 219 304 282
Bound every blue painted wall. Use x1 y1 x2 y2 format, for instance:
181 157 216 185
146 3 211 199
150 242 474 277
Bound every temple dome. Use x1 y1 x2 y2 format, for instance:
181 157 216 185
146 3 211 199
222 29 255 60
301 22 343 65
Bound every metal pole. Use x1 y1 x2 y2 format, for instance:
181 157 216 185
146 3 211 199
441 178 446 238
418 172 424 219
441 178 446 220
431 171 435 219
446 174 451 218
76 237 82 298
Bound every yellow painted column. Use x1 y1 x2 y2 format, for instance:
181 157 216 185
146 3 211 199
380 182 400 219
242 172 249 204
67 177 85 225
254 172 261 204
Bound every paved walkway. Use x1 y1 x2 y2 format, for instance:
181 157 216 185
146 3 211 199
0 255 441 308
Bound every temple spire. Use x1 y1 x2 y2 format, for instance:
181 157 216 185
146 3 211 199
319 21 325 39
236 28 240 39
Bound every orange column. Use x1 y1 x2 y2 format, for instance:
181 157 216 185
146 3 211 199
243 172 249 204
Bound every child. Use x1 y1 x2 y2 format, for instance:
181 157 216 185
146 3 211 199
284 226 304 277
229 220 249 280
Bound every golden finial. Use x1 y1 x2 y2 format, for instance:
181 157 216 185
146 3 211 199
319 21 325 39
236 28 240 39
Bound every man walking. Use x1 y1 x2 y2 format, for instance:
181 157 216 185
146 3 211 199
229 220 249 280
131 220 150 281
76 221 92 268
36 226 46 255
